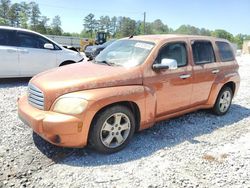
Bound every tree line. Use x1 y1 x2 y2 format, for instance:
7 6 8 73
0 0 63 35
1 0 250 48
83 13 250 49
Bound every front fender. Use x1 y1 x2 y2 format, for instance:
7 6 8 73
70 85 157 145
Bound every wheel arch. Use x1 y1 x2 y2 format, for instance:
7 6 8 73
89 100 141 133
207 80 237 106
223 81 236 96
59 60 76 66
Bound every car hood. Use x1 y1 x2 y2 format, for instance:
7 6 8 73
85 45 101 51
30 61 143 110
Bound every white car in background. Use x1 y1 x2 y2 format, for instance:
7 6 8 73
0 26 84 78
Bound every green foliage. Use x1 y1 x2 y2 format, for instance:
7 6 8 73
80 30 90 38
83 13 98 38
151 19 169 34
36 16 49 34
29 1 40 31
19 2 30 29
0 0 11 25
119 17 136 37
0 0 63 35
0 0 249 47
200 28 211 36
8 3 21 27
212 29 234 42
175 24 211 36
233 34 250 49
51 15 62 35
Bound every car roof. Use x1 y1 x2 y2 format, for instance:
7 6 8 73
0 26 63 48
126 34 229 44
0 26 42 35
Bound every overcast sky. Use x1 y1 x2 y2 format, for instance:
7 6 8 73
12 0 250 35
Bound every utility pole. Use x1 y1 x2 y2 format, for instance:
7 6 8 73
143 12 146 34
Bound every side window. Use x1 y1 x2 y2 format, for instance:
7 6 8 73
17 32 53 49
157 42 187 67
192 41 215 64
216 41 235 62
0 29 16 46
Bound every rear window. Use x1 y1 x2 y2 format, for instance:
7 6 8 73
0 29 16 46
216 41 235 62
192 41 215 64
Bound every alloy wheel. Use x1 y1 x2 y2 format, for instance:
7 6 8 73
219 90 232 113
100 112 131 148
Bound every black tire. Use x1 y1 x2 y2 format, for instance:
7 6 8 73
89 105 135 154
212 86 233 116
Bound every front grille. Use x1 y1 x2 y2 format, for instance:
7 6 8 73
28 84 44 110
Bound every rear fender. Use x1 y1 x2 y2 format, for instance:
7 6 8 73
206 72 240 106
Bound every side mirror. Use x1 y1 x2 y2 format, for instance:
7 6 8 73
152 58 178 70
44 43 54 50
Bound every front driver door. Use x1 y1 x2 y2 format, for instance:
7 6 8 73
144 41 193 117
16 31 57 76
0 29 19 77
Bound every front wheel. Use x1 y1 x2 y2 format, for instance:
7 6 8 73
89 105 135 153
212 87 233 115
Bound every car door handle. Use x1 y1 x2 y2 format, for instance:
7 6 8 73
19 49 29 54
212 69 220 74
179 74 191 79
7 49 18 53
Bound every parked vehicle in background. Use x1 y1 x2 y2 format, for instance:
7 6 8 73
85 40 116 60
18 35 240 153
80 32 107 51
0 26 84 78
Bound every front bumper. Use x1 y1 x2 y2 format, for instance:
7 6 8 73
18 95 86 147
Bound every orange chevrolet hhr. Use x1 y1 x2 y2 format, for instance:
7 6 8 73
18 35 240 153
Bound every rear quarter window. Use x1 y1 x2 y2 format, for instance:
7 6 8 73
216 41 235 62
192 41 215 64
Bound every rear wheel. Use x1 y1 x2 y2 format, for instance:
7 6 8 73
212 87 233 115
89 105 135 153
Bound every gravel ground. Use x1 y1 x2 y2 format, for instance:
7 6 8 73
0 55 250 188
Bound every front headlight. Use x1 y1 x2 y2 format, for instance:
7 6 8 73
53 97 88 115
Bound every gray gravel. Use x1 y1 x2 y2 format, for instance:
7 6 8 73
0 56 250 188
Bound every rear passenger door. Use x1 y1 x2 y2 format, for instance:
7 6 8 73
191 40 219 105
0 29 19 77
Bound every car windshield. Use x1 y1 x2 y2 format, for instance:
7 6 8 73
102 40 115 47
95 39 155 67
